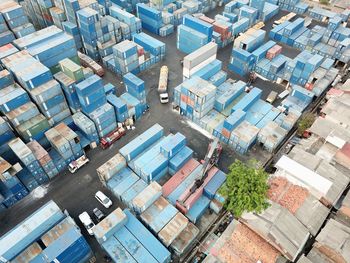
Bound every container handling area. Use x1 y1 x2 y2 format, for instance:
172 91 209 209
0 0 350 262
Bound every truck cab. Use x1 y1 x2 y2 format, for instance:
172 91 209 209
160 93 169 104
68 154 89 173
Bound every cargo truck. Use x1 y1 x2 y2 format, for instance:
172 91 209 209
68 154 89 173
100 126 126 149
78 52 104 76
158 65 169 103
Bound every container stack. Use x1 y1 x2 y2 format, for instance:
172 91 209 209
133 32 166 67
0 9 15 46
13 25 78 73
229 120 260 154
0 56 52 143
29 79 72 126
109 34 165 75
178 76 217 123
45 123 83 165
54 71 81 113
123 72 147 107
0 157 29 208
177 15 213 54
78 51 104 76
277 0 309 14
228 47 256 76
27 140 59 179
109 5 142 40
270 18 350 64
107 94 129 123
96 208 171 263
0 201 94 262
75 74 117 138
8 138 50 185
0 0 35 39
71 111 99 145
182 42 218 79
119 92 145 121
3 50 72 127
136 4 163 35
76 7 103 61
234 28 266 52
62 21 83 50
112 40 139 74
0 116 15 161
49 6 67 30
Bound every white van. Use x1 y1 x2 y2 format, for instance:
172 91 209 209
78 212 95 235
95 191 113 208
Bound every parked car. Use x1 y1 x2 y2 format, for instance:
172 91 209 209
93 208 105 222
95 191 113 208
78 212 95 235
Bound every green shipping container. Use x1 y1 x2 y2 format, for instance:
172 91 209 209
59 57 84 82
17 115 51 141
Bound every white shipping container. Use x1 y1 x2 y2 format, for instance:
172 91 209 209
132 182 162 214
183 42 217 74
96 153 127 183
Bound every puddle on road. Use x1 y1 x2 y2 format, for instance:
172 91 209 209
31 186 48 199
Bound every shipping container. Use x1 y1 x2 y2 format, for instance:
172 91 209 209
124 209 171 263
141 196 178 233
158 212 189 247
93 208 127 244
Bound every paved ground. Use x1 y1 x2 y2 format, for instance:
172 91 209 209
0 8 297 261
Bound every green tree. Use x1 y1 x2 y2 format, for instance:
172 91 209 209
219 160 269 217
297 113 315 137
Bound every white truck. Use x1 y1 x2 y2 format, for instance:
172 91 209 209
158 65 169 103
68 154 89 173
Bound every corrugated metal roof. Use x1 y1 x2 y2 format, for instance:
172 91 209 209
314 219 350 262
240 202 310 261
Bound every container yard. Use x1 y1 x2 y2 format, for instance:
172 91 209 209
0 0 350 262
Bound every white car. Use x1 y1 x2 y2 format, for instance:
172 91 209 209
95 191 113 208
78 212 95 235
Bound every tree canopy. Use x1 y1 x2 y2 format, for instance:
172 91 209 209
297 113 315 136
219 160 270 217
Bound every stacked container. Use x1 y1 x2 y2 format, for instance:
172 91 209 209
107 94 129 123
99 208 171 263
54 71 81 113
71 111 99 145
136 4 162 34
178 76 217 123
8 138 49 184
27 140 59 179
0 0 35 39
0 116 16 161
177 15 213 54
29 79 72 126
0 157 29 207
123 72 146 106
62 21 83 50
0 201 93 262
13 25 78 73
45 123 83 163
76 7 102 61
0 8 15 46
112 40 139 74
229 120 260 154
109 5 142 39
55 123 84 159
0 54 52 143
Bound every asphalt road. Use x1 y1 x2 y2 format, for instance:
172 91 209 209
0 8 298 261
